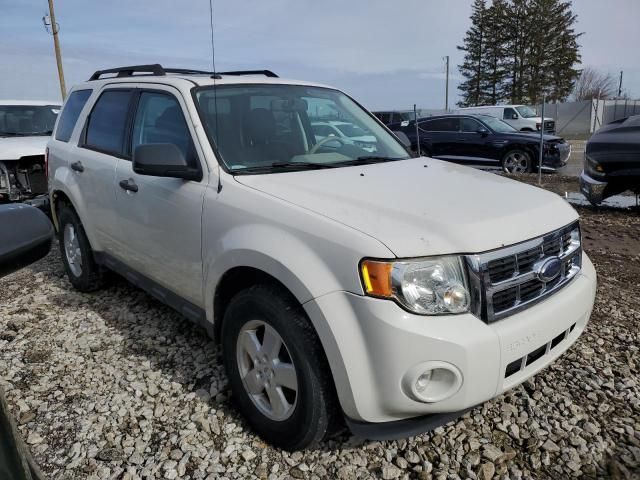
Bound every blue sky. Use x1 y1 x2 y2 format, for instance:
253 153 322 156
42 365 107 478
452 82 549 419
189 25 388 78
1 0 639 110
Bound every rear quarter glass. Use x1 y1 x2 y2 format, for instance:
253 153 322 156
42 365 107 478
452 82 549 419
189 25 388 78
55 89 93 142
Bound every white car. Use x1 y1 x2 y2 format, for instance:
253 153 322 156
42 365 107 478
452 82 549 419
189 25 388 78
455 105 555 134
48 65 596 450
311 120 377 152
0 100 60 203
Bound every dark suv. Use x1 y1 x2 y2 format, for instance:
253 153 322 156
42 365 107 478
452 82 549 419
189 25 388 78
580 115 640 204
394 114 570 173
373 111 413 126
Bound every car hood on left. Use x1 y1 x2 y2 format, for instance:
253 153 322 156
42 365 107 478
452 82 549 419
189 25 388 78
0 136 49 161
505 132 564 143
235 157 578 258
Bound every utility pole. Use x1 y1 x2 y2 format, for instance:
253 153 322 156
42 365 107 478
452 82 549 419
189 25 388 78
444 55 450 111
618 70 623 98
44 0 66 100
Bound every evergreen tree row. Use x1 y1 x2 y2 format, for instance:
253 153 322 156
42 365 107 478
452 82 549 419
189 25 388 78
457 0 581 107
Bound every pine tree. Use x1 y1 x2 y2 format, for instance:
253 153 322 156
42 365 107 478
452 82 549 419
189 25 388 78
457 0 581 105
481 0 509 104
457 0 488 107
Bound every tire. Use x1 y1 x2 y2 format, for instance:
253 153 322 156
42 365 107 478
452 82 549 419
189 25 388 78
221 284 339 451
502 149 532 174
57 205 106 292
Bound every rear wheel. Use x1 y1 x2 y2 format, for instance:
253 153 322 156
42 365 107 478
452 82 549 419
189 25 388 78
222 284 339 450
502 149 532 174
57 205 106 292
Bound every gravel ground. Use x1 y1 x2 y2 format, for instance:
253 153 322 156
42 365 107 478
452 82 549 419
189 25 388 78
1 180 639 480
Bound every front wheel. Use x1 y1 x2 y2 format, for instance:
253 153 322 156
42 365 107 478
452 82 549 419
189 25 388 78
502 150 532 174
221 284 339 450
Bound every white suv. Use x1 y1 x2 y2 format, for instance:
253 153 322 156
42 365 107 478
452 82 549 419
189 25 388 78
48 64 596 450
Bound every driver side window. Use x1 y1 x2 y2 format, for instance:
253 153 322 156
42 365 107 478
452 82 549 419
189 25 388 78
131 92 197 167
503 108 517 120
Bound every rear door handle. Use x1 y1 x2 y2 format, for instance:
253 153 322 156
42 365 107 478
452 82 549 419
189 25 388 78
119 178 138 193
70 161 84 172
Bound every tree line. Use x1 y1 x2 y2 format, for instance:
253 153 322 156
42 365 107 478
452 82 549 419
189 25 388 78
457 0 581 107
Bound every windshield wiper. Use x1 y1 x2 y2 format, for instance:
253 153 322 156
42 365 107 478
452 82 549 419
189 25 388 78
0 131 53 137
233 161 338 174
332 156 407 166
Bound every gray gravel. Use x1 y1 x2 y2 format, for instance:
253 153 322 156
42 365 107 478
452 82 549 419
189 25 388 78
1 202 639 480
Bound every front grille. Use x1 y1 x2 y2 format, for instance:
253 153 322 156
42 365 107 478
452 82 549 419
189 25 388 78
466 222 582 323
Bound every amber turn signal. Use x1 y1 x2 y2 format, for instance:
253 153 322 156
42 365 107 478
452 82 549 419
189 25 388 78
361 260 393 297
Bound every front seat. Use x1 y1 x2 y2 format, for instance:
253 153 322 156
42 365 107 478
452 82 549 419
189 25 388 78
243 108 293 164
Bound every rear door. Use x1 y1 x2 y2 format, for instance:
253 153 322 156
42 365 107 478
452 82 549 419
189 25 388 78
418 117 460 157
75 88 135 254
113 86 207 306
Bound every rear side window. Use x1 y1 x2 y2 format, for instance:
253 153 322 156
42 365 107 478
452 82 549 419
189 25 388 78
55 89 92 142
84 90 132 156
420 118 460 132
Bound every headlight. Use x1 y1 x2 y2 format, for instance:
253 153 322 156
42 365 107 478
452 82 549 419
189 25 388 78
360 256 470 315
585 154 605 177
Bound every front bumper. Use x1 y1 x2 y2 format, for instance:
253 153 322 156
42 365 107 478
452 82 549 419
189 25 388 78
541 143 571 170
580 170 607 204
304 253 596 431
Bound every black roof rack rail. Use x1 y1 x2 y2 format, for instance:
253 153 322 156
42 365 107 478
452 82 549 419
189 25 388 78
163 68 214 75
215 70 279 78
88 65 279 81
89 64 166 81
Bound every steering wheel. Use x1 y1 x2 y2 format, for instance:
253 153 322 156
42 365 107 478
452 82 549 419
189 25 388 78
309 135 347 154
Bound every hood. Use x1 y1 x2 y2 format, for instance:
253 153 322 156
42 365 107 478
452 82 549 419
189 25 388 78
235 158 578 257
506 131 563 143
0 136 49 161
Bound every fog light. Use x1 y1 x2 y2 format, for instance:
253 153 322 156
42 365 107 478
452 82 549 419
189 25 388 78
402 361 463 403
415 371 432 392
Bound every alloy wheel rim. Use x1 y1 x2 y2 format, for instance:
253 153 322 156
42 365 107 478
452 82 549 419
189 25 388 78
63 223 83 277
504 152 529 173
236 319 298 421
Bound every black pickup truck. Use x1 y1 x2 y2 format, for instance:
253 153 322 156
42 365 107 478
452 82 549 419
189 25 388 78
580 115 640 205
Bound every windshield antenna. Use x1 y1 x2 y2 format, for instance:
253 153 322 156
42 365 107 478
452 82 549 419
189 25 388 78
208 0 222 192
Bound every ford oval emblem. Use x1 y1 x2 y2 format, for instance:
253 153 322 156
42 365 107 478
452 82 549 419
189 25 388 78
537 257 562 282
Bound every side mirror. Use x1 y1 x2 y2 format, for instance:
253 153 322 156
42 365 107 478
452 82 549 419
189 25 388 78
511 113 519 120
133 143 201 181
393 131 412 148
477 127 490 137
0 204 53 279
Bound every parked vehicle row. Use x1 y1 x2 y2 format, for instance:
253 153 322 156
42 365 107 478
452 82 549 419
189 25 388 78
46 64 596 451
392 114 571 173
0 101 59 204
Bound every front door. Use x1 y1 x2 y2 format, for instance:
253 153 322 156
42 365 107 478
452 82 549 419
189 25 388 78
113 87 207 306
456 117 495 163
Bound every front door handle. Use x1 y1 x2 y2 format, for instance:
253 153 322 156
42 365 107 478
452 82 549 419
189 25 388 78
70 161 84 172
119 178 138 193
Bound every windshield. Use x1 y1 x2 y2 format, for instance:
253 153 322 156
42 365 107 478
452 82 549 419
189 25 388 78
195 85 409 174
0 105 59 136
515 106 537 118
476 115 517 133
